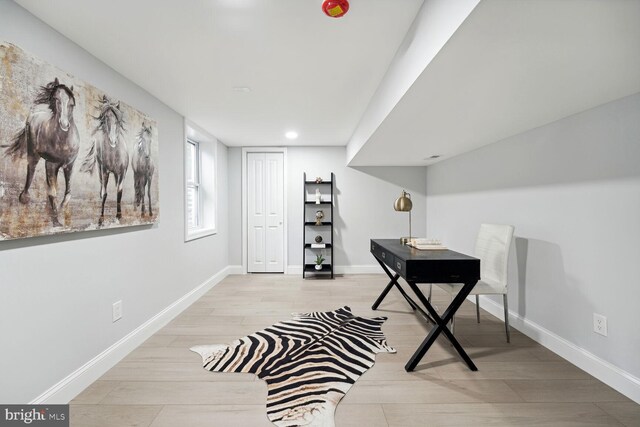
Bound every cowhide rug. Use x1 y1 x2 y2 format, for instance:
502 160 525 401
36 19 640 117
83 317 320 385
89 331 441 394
191 306 396 427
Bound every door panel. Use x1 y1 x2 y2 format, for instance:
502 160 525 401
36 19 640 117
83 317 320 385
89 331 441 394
265 153 284 271
252 226 265 267
247 152 284 273
247 153 266 272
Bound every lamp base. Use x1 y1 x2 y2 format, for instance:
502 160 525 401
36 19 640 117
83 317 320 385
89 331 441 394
399 237 411 245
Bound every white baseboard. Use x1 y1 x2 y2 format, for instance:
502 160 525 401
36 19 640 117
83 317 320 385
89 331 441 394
337 265 384 274
30 266 233 404
227 265 243 275
286 264 383 275
472 295 640 404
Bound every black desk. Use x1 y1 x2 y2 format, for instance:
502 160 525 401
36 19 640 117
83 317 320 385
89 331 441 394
370 239 480 371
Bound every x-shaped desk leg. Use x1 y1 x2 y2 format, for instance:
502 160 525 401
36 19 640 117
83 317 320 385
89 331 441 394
371 255 478 371
404 280 478 372
372 257 418 311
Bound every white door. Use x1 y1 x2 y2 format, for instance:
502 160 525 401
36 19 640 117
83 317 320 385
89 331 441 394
247 152 284 272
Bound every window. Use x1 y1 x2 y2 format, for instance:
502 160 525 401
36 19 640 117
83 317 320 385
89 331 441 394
185 122 217 241
186 140 200 229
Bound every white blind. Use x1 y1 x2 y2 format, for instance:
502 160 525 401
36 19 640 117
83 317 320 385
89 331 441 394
186 140 200 229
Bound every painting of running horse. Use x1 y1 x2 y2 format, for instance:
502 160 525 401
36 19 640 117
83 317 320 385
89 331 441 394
3 78 80 227
0 42 159 241
81 96 129 225
132 122 155 217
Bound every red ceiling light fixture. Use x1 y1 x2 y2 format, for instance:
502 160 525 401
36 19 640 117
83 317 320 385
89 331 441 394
322 0 349 18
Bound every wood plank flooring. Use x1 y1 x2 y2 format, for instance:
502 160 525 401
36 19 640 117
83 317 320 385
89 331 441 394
70 274 640 426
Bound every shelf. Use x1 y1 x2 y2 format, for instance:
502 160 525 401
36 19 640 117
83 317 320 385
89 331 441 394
304 264 332 273
303 172 334 279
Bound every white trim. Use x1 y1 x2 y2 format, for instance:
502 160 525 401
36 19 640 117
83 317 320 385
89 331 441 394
30 266 233 404
472 295 640 404
184 120 218 242
186 226 218 242
227 265 244 275
287 264 384 275
286 266 303 276
241 147 288 274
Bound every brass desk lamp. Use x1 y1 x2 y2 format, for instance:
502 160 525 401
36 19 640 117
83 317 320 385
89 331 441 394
394 190 412 245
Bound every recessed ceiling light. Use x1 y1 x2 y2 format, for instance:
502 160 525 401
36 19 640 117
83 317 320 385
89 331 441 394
232 86 252 93
285 131 298 140
424 155 441 160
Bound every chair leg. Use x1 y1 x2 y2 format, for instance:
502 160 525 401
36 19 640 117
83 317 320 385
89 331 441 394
503 294 511 343
475 295 480 323
424 285 433 323
451 314 455 336
450 294 455 336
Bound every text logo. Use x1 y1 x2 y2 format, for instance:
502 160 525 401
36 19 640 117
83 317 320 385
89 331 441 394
0 405 68 427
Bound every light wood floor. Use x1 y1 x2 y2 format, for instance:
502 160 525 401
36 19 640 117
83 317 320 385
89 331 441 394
70 274 640 426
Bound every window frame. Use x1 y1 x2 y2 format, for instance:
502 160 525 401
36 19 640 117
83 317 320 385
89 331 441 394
184 121 217 241
185 139 202 230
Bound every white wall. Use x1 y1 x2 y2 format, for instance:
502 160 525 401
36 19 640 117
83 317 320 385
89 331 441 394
227 147 242 267
288 147 426 270
425 93 640 396
0 2 229 403
346 0 480 164
229 147 426 274
227 146 426 271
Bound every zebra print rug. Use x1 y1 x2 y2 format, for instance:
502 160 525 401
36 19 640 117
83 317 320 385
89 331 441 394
191 306 396 427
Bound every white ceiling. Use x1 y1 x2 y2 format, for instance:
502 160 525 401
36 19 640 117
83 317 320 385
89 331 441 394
348 0 640 166
15 0 424 147
14 0 640 164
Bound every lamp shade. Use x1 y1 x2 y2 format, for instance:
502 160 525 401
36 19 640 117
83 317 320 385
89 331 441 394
394 190 412 212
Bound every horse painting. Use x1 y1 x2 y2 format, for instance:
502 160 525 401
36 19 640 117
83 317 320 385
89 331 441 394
3 78 80 227
0 42 160 241
132 122 155 217
81 95 129 225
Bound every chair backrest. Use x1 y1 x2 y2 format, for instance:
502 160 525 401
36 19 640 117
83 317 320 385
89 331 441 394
475 224 515 293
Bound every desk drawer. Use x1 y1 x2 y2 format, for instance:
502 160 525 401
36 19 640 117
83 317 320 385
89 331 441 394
394 258 406 276
371 242 394 267
404 259 480 283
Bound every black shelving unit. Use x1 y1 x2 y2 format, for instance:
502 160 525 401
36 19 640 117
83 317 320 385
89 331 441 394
303 172 334 279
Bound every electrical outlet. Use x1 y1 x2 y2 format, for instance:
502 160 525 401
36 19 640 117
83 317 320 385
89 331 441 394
593 313 607 336
112 300 123 323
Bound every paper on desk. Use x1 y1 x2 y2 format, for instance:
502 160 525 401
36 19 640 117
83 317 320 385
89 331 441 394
408 238 446 250
409 237 447 251
409 243 447 250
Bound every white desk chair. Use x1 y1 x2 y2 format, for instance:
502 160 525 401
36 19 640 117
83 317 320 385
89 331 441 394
435 224 515 342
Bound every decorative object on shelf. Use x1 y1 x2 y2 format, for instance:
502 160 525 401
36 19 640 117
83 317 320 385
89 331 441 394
315 210 325 225
315 254 325 270
315 177 323 184
394 190 413 245
315 188 321 204
0 42 159 241
315 235 323 243
322 0 349 18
